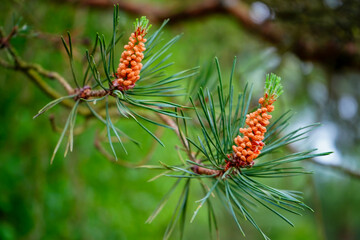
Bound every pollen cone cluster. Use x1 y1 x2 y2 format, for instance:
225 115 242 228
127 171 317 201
113 17 150 91
226 96 275 169
224 74 283 170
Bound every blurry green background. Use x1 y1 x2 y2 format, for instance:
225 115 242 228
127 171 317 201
1 0 360 239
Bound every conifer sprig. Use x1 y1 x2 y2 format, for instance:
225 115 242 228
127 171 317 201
147 58 331 239
33 6 197 162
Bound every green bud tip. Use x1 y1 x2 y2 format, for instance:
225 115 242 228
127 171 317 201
134 16 152 34
264 73 283 100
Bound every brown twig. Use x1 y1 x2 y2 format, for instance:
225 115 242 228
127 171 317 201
0 26 18 48
191 164 221 176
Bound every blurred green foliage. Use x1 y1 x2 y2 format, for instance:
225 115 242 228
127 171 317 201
1 0 360 239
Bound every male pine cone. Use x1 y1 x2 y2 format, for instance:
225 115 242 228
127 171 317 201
113 16 151 91
226 73 283 170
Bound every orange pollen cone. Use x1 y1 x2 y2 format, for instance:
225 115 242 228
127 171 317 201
113 17 150 91
226 95 276 170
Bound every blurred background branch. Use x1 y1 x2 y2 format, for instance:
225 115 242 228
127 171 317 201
309 159 360 179
63 0 360 71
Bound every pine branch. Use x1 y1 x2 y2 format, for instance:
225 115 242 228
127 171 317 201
1 13 198 162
